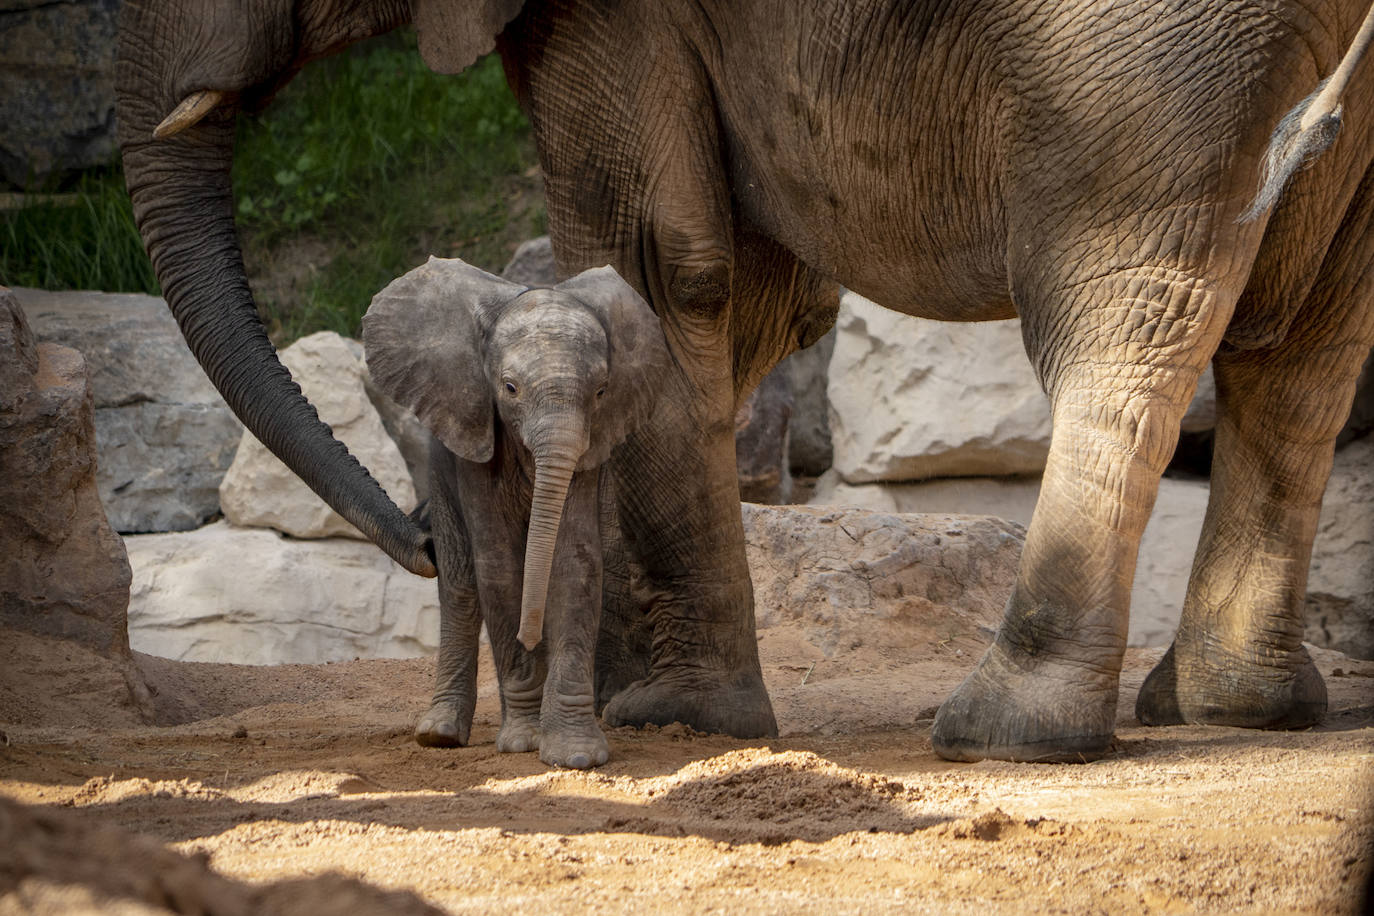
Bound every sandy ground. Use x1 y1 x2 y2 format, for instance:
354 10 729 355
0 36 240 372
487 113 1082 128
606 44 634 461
1 619 1372 915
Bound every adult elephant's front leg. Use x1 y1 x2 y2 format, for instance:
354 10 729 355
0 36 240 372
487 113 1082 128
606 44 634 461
601 304 777 739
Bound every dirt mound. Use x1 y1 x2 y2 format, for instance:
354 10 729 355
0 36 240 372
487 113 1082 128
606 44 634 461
643 748 927 842
0 795 442 915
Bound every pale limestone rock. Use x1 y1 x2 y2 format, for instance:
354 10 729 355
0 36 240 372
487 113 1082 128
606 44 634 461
125 521 440 665
827 293 1052 482
218 331 417 539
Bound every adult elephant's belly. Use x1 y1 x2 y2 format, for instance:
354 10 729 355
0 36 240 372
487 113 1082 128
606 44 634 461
727 132 1016 322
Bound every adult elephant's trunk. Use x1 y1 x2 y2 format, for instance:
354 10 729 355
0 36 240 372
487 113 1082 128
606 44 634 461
518 447 581 651
115 8 433 576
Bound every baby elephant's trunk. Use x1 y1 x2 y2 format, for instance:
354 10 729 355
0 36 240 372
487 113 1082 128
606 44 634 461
518 449 581 650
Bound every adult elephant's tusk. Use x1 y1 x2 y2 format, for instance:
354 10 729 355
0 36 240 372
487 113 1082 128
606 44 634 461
153 90 229 140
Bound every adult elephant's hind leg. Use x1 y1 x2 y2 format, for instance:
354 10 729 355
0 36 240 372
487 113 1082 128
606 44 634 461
1137 181 1374 729
933 265 1234 762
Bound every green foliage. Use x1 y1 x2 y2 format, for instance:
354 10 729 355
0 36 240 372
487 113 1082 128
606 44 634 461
233 40 545 341
0 170 160 295
1 33 544 344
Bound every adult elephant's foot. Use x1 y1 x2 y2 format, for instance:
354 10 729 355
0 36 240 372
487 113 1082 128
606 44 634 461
495 715 541 753
932 639 1118 763
1136 642 1327 728
414 698 472 748
602 667 778 738
540 725 611 769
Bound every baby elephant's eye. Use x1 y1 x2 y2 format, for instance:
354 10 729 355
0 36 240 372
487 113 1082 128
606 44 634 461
595 386 607 399
504 380 518 395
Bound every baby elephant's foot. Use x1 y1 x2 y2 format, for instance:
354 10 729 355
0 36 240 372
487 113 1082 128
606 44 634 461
539 724 610 770
495 715 541 753
415 698 472 748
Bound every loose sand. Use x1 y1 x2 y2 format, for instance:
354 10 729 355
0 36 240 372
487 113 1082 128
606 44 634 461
1 619 1371 914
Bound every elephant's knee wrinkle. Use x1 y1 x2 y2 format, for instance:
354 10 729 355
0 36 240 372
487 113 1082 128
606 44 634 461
668 263 731 320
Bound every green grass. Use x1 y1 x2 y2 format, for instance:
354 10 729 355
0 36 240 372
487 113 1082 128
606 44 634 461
0 170 159 294
0 31 544 344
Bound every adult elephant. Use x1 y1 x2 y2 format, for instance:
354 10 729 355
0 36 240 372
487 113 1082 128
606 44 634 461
117 0 1374 762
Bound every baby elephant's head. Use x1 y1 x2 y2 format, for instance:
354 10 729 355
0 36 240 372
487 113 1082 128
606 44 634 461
362 257 670 647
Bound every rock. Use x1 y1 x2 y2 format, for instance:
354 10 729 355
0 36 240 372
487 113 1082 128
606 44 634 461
501 235 557 286
1305 434 1374 659
344 337 433 504
809 469 1042 521
736 368 794 504
219 331 417 539
0 0 119 187
807 471 1211 649
18 288 243 533
1130 478 1209 649
742 504 1023 655
0 287 133 660
781 328 836 477
827 292 1053 482
125 521 441 665
828 293 1223 483
1180 366 1216 433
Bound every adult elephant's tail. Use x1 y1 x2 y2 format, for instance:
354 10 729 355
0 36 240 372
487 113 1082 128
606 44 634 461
1242 3 1374 221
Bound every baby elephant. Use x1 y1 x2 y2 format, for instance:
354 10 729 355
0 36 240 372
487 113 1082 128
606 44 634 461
363 257 670 769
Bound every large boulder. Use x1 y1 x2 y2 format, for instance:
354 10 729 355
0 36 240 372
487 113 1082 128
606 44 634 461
0 0 119 187
743 503 1022 652
125 521 441 665
808 472 1208 649
18 288 242 533
1305 434 1374 659
0 288 133 659
827 293 1053 483
219 331 417 539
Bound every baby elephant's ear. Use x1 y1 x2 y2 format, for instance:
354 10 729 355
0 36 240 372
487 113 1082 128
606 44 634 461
557 266 672 467
363 257 521 464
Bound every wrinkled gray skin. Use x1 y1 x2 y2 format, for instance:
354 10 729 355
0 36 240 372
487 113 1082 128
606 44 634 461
117 0 1374 762
363 260 670 769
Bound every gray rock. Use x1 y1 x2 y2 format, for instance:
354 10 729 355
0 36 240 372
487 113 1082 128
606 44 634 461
1305 434 1374 659
742 504 1023 653
736 368 794 504
125 521 441 665
0 0 119 187
18 287 242 533
501 235 557 286
0 287 133 660
807 471 1210 650
781 329 835 477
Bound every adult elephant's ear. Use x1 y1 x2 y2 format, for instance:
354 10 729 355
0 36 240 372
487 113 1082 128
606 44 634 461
411 0 527 74
363 257 521 464
558 266 673 469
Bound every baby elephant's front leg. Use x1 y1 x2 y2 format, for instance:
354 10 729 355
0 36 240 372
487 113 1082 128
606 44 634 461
538 472 609 769
417 479 482 748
